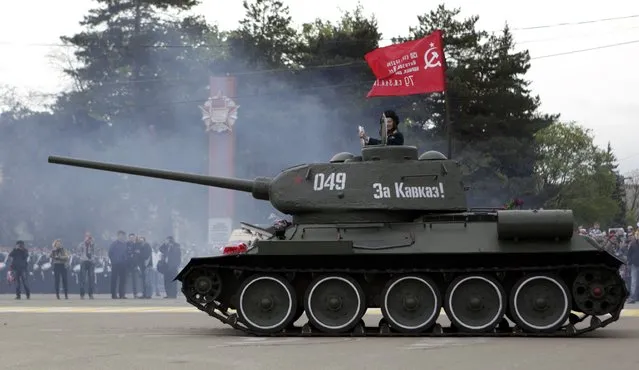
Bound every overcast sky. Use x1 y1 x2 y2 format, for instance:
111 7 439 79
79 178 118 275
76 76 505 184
1 0 638 172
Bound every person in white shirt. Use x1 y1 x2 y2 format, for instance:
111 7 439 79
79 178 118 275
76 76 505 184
149 246 162 297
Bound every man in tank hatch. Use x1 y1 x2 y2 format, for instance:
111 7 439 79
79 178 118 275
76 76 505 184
359 110 405 146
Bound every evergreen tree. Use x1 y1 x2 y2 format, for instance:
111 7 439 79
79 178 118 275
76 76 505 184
58 0 212 135
0 1 623 240
297 5 384 144
227 0 300 70
395 5 557 205
33 0 217 239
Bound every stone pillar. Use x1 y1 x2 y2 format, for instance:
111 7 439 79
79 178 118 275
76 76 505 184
198 76 239 250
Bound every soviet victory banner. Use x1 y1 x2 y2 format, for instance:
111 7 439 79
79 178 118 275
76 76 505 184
365 30 446 97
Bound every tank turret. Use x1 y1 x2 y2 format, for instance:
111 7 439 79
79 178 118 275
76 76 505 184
48 145 465 223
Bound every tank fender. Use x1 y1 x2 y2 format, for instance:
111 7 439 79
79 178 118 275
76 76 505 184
175 263 193 282
174 257 225 281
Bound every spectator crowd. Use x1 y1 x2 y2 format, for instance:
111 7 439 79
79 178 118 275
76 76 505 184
578 222 639 304
4 221 639 305
0 231 191 300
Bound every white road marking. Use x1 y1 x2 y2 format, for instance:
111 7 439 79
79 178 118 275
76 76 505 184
1 306 639 317
406 338 491 350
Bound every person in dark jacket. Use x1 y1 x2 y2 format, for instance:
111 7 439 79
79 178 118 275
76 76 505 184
8 240 30 300
626 233 639 303
159 236 181 299
50 239 70 300
109 230 128 299
359 110 404 146
126 233 140 298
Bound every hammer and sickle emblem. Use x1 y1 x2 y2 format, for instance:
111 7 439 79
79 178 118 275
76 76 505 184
423 45 442 70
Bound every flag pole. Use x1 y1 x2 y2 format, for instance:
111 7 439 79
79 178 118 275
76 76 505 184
441 36 452 160
381 112 388 146
444 91 452 159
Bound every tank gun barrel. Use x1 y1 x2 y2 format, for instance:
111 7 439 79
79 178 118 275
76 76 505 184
47 156 271 200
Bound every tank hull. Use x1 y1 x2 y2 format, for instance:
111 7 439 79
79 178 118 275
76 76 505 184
176 218 627 337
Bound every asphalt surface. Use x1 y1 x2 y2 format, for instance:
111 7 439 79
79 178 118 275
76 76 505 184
1 294 639 370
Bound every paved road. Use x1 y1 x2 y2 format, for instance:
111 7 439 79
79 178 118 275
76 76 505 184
1 294 638 370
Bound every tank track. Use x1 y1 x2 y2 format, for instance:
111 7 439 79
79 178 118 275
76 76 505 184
181 263 627 337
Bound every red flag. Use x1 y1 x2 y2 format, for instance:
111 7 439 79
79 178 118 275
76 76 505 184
365 30 446 97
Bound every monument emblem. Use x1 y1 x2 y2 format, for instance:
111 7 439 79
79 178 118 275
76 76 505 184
199 91 240 133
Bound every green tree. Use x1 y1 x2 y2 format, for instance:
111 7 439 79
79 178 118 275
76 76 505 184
0 2 624 242
0 109 82 243
0 89 44 242
57 0 212 135
601 142 628 227
297 5 384 147
227 2 385 169
0 0 222 242
624 169 639 223
613 172 629 226
224 2 385 220
534 121 619 225
394 5 556 206
226 0 300 70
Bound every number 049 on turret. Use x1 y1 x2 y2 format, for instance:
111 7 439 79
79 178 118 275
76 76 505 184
312 172 346 191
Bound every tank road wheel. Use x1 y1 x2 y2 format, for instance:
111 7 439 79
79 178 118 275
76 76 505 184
509 274 571 333
381 275 442 333
444 274 506 333
182 268 222 305
304 274 366 334
237 274 297 334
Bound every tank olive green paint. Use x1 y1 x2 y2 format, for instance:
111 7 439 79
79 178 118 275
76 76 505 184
46 150 619 259
496 209 575 240
47 143 628 337
49 146 467 223
251 213 605 255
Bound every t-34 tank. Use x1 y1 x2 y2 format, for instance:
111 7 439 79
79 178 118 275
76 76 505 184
48 145 627 337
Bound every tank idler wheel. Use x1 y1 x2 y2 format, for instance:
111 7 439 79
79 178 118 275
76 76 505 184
444 274 506 333
381 275 442 333
182 267 222 304
304 274 367 334
237 274 298 334
509 274 571 333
